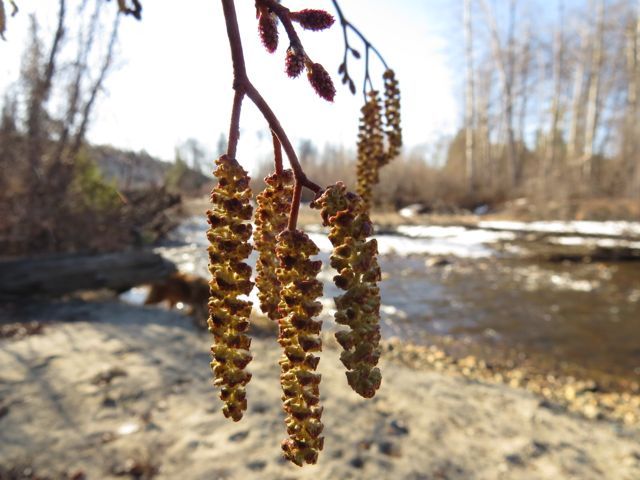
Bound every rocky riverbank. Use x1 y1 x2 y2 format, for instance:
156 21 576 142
1 299 639 479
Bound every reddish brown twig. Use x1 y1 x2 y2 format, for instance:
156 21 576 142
272 131 283 175
221 0 321 230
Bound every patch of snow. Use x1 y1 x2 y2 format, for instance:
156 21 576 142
398 204 424 218
478 220 640 237
308 231 501 258
117 422 140 436
397 225 468 238
548 236 640 249
120 286 149 306
549 274 597 292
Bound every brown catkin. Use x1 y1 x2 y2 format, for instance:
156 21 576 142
356 90 385 209
258 7 279 53
382 69 402 163
206 154 254 422
312 182 382 398
276 229 324 466
254 169 294 320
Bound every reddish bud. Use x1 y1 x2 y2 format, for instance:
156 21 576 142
307 63 336 102
290 9 335 31
285 46 305 78
258 11 279 53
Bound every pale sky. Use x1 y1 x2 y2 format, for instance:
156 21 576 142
0 1 459 172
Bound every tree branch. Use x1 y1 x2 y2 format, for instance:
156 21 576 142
220 0 322 229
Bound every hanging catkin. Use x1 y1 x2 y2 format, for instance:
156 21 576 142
312 182 382 398
206 154 254 422
382 69 402 163
356 90 385 209
254 169 294 320
276 229 324 466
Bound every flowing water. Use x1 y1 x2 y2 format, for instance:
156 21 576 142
147 216 640 386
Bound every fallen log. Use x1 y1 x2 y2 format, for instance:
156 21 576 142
0 250 177 300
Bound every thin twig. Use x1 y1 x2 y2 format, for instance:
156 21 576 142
272 131 283 175
287 181 303 230
221 0 321 230
331 0 388 96
331 0 388 69
227 89 244 159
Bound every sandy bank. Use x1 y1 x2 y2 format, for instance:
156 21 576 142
0 301 639 480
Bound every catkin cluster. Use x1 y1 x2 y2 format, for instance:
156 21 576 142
356 90 385 209
312 182 382 398
254 169 294 320
356 69 403 209
383 69 402 162
206 155 254 422
276 229 325 466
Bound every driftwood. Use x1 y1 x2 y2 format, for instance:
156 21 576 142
0 250 176 300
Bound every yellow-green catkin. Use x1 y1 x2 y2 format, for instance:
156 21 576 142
206 154 254 422
382 69 402 163
356 90 385 210
276 229 324 466
312 182 382 398
254 169 294 320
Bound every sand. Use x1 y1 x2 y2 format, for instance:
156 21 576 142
1 300 639 480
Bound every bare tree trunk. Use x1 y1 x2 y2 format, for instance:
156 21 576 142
26 0 66 177
480 0 519 189
567 19 589 162
477 66 493 191
53 0 103 165
547 0 565 178
464 0 476 191
517 25 532 161
635 0 640 197
583 0 605 181
629 0 640 197
46 9 120 195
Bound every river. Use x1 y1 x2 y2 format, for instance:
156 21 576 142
131 215 640 388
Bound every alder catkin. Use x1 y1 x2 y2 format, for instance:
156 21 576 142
312 182 382 398
307 62 336 102
206 154 254 422
290 9 335 31
382 69 402 162
276 229 324 466
254 169 294 320
356 90 385 209
258 7 279 53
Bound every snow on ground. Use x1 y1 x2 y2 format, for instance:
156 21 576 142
547 236 640 249
307 230 501 258
478 220 640 237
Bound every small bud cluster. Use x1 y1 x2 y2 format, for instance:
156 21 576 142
276 230 325 466
254 169 294 320
253 2 335 101
356 69 403 209
290 9 335 31
206 155 254 422
312 182 382 398
257 6 279 53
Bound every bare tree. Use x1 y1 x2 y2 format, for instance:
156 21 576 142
546 0 565 178
480 0 520 188
582 0 605 180
464 0 476 190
